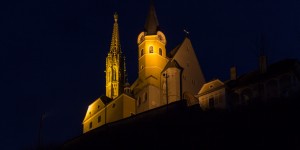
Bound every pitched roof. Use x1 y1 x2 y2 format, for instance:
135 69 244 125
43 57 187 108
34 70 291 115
144 1 159 35
162 60 182 72
198 79 225 95
100 95 112 105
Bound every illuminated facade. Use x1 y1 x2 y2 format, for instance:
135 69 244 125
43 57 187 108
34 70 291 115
131 2 205 113
83 2 206 133
83 13 135 133
82 94 136 133
132 3 169 113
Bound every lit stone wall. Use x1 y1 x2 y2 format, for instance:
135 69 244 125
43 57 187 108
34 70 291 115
83 94 136 133
135 85 160 113
106 94 136 123
161 67 181 104
137 33 168 88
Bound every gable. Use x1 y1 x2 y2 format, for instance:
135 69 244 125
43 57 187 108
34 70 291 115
198 79 224 95
172 37 206 95
82 98 105 123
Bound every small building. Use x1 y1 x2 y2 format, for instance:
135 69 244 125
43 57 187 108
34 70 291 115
198 59 300 110
82 94 135 133
198 79 227 110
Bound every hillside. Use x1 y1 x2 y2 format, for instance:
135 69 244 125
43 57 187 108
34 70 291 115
62 97 300 150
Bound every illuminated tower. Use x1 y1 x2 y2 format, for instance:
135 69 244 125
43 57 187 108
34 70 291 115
137 1 168 87
133 1 169 112
105 13 126 99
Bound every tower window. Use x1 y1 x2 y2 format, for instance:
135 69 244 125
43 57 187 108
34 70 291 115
158 35 163 41
159 48 162 56
149 46 153 53
141 49 144 57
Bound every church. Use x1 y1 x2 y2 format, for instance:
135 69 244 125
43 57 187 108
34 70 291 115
82 2 205 133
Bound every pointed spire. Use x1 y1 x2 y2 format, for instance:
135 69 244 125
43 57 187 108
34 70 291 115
144 0 159 35
110 12 121 54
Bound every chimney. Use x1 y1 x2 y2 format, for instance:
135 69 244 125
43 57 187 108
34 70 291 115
259 55 267 73
230 66 237 80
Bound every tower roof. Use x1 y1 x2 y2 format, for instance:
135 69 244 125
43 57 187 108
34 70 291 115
109 12 121 54
144 1 159 35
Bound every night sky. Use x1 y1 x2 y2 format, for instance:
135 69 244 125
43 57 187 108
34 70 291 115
1 0 299 149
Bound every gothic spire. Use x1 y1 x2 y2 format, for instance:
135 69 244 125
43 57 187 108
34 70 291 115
144 0 159 35
110 12 121 54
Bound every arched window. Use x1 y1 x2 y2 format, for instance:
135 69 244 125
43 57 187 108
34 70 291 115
141 49 144 56
158 35 163 41
159 48 162 55
149 46 153 53
113 68 116 81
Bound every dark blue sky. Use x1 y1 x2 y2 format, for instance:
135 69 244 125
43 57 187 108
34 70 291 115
1 0 299 149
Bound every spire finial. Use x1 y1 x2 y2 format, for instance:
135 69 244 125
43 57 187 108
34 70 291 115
114 12 118 22
183 29 190 37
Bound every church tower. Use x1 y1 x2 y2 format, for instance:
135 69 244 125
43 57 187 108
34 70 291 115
137 1 169 87
133 1 169 113
105 13 126 99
